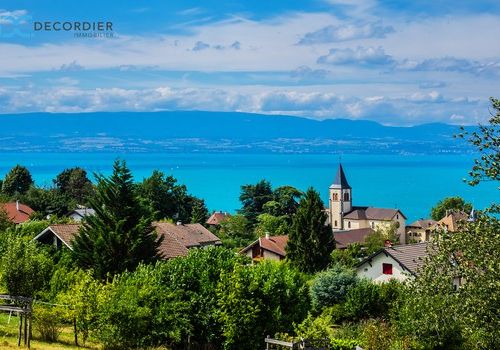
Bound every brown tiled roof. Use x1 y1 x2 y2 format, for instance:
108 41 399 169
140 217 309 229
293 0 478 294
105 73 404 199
40 224 81 248
407 219 437 229
334 228 375 249
35 222 221 259
154 222 222 259
358 242 429 276
240 234 289 258
344 206 406 221
1 202 34 224
206 211 231 225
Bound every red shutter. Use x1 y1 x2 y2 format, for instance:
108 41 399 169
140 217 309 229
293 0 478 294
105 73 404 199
383 263 393 275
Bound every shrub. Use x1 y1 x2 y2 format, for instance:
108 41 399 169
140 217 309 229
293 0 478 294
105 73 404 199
33 304 64 342
310 264 358 309
217 260 310 350
0 237 53 297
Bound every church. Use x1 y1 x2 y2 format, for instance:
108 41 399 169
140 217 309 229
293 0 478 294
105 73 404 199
327 164 407 244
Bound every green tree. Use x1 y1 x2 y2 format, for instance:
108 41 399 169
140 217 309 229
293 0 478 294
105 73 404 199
217 261 310 350
458 97 500 188
310 264 358 309
159 247 248 347
330 242 363 268
53 167 94 205
430 196 473 221
71 160 162 280
137 170 186 220
263 185 302 217
22 186 73 218
238 179 273 225
254 213 289 237
2 165 33 196
190 197 209 224
395 213 499 349
96 263 190 349
286 187 334 273
0 237 53 297
218 214 254 249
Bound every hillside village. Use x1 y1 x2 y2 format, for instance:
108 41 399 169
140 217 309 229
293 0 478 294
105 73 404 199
2 163 476 287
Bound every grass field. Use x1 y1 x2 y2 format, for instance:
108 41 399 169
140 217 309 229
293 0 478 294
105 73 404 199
0 313 98 350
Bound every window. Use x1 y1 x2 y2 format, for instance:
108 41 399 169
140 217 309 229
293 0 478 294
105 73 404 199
334 220 338 227
371 221 375 229
348 221 351 229
332 193 338 201
344 192 350 201
382 263 393 275
396 214 399 219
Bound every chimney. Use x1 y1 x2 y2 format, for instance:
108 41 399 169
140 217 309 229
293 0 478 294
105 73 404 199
16 200 19 211
176 221 182 226
265 232 270 239
384 240 392 247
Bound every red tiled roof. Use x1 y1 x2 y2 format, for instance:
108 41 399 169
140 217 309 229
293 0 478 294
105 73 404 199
240 234 289 258
206 211 231 225
334 228 375 249
1 202 34 224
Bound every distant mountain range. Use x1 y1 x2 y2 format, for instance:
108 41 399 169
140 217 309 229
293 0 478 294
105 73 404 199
0 111 474 154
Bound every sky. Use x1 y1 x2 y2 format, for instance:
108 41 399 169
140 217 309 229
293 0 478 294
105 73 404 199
0 0 499 125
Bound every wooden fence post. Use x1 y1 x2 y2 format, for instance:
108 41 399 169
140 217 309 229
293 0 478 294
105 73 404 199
17 314 22 347
73 317 78 346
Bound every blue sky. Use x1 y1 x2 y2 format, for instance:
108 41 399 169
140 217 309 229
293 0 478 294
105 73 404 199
0 0 499 125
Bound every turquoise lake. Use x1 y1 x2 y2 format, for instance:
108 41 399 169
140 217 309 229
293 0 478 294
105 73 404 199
0 152 497 223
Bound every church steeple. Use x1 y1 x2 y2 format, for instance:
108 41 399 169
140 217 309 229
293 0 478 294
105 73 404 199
331 163 351 189
329 163 353 231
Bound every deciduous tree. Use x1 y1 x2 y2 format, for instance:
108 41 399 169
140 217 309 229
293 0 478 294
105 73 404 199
2 164 33 196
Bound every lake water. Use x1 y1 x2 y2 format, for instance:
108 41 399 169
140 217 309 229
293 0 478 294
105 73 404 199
0 152 497 223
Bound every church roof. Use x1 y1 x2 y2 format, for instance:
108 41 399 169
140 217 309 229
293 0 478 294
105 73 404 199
330 163 351 189
344 206 406 221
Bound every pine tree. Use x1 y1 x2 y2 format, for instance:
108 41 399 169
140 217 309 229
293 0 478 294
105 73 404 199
286 187 334 273
72 160 161 280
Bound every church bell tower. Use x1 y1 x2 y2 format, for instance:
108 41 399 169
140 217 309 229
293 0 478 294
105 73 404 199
329 164 352 231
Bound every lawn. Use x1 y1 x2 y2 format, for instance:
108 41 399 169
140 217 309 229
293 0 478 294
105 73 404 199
0 313 98 350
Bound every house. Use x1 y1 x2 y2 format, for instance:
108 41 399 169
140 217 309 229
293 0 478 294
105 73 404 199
68 208 96 222
206 211 231 227
327 164 407 243
334 228 375 249
405 219 437 243
432 210 470 232
33 222 222 259
356 242 429 283
154 222 222 259
240 234 288 261
1 201 34 224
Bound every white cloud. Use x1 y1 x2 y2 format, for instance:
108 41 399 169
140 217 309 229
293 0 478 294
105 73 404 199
298 22 394 44
0 85 488 125
0 9 28 25
317 46 394 66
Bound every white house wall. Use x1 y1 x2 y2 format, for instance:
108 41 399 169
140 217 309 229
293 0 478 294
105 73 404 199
356 253 413 283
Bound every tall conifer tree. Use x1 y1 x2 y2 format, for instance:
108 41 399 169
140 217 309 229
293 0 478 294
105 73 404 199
72 160 161 280
286 187 334 273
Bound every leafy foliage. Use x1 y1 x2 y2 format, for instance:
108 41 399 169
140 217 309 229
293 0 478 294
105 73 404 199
217 261 310 350
53 167 94 205
458 97 500 188
310 264 358 309
218 214 255 249
238 179 274 225
430 196 473 221
286 187 334 273
0 237 53 297
1 164 33 196
72 160 161 280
